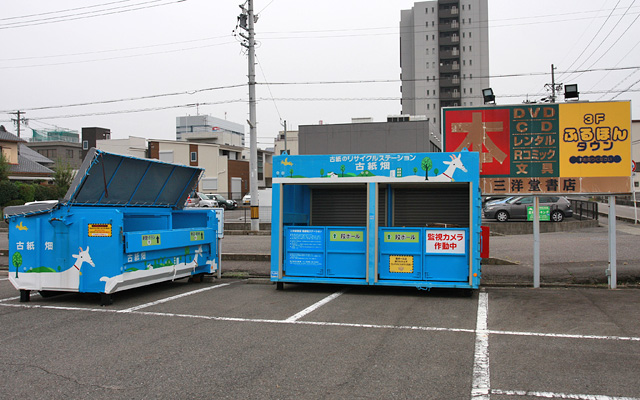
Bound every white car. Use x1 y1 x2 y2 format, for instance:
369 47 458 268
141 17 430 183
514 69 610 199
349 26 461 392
196 192 219 208
242 193 251 205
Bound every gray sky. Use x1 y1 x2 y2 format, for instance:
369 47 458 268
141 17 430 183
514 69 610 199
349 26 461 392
1 0 638 148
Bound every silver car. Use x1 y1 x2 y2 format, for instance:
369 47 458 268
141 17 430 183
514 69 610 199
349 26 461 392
483 196 573 222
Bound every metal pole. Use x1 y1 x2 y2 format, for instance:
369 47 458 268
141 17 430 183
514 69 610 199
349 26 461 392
283 120 287 153
608 196 617 289
247 0 259 231
633 185 638 224
533 196 540 288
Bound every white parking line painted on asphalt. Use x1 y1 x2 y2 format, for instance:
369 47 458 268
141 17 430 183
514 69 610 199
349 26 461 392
0 296 20 303
472 291 490 400
492 388 640 400
118 282 235 313
488 329 640 342
0 278 9 281
285 289 346 322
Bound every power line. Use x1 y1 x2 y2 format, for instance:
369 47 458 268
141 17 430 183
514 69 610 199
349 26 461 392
0 34 233 62
23 87 640 122
0 40 237 70
0 0 187 30
0 0 133 21
562 0 636 83
4 66 638 114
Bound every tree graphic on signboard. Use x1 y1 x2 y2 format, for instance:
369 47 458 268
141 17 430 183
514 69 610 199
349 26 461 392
421 157 433 180
340 165 346 177
413 167 418 175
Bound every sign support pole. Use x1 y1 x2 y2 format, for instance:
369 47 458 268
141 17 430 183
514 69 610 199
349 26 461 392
608 196 617 289
533 196 540 288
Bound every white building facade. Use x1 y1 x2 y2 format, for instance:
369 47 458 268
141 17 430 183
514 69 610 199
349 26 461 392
176 115 245 148
400 0 490 136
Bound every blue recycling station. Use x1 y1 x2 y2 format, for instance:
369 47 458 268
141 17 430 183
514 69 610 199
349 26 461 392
4 149 222 305
270 151 482 291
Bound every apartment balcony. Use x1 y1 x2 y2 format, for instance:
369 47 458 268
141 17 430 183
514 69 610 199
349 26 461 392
439 63 460 73
439 35 460 46
440 91 461 100
438 7 459 19
439 49 460 59
439 0 459 5
439 21 460 33
439 77 461 88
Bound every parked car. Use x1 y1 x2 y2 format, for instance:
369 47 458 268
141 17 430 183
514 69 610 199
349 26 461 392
242 193 251 205
209 194 237 210
483 196 573 222
196 192 219 208
184 192 199 207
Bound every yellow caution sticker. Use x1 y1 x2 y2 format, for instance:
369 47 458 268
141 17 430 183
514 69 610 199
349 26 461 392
390 255 414 273
88 223 112 237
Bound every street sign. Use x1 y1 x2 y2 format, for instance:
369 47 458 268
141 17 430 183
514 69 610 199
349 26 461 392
527 206 550 221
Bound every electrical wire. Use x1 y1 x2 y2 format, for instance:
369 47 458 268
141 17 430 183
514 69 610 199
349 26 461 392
0 0 187 30
0 0 133 21
562 0 637 83
3 66 638 114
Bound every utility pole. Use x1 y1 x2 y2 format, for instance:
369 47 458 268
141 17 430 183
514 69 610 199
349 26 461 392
237 0 259 231
282 120 287 153
10 110 27 138
544 64 563 103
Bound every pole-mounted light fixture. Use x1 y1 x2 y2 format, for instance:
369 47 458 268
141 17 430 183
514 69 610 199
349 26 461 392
482 88 495 104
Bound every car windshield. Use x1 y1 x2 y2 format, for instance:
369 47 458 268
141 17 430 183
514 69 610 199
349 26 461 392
213 195 224 201
202 194 215 200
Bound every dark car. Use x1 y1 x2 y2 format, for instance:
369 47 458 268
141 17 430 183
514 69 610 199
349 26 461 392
483 196 573 222
210 194 238 210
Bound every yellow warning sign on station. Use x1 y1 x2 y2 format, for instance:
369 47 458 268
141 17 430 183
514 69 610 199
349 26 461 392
88 223 112 237
390 255 414 273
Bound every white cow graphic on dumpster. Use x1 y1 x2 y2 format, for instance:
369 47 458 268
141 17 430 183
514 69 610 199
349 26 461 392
10 246 95 291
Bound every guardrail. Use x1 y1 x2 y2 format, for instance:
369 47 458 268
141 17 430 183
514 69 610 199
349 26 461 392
570 199 598 221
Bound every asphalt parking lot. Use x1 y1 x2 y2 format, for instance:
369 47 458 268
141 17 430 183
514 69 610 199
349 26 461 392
1 275 638 399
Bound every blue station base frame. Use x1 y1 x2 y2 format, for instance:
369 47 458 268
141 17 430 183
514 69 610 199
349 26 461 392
270 151 482 291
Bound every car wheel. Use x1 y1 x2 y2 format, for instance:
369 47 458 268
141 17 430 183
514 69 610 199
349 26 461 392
496 210 509 222
551 210 564 222
221 203 228 210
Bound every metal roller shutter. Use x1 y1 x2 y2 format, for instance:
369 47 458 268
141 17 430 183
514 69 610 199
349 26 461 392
311 187 367 226
393 184 469 227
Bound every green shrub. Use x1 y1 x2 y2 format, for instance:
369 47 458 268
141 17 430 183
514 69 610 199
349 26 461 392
18 183 36 204
4 199 25 207
34 184 59 201
0 181 19 206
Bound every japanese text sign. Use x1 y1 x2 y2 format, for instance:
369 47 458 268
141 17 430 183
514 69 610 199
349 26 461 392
426 229 466 254
442 101 631 195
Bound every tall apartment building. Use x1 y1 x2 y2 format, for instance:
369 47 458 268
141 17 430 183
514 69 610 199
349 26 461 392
400 0 489 137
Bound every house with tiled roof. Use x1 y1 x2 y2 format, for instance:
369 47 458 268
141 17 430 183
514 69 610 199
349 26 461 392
0 125 54 181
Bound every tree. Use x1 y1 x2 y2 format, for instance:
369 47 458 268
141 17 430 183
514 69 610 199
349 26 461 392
320 168 324 177
53 161 73 198
413 167 418 175
340 165 346 177
0 153 9 182
421 157 433 180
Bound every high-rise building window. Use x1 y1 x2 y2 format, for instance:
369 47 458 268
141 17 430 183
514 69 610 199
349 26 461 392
426 48 429 55
470 59 473 66
470 88 473 94
469 46 472 52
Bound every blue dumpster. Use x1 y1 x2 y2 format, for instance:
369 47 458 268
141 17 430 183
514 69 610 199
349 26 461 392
3 149 222 305
271 151 481 292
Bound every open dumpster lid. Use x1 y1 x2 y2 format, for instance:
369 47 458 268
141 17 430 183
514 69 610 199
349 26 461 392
63 148 202 208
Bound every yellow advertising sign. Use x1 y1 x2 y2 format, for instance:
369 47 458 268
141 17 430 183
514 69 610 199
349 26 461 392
559 102 631 178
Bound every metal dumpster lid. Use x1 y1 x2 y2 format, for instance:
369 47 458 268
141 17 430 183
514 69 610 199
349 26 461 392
63 148 203 208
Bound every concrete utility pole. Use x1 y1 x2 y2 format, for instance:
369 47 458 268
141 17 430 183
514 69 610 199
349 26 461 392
283 120 287 153
238 0 259 231
544 64 563 103
10 111 26 138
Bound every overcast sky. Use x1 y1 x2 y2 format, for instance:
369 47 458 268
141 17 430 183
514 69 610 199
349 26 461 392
1 0 638 149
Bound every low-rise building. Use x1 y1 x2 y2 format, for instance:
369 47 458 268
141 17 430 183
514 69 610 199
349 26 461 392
148 139 249 201
1 125 54 181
